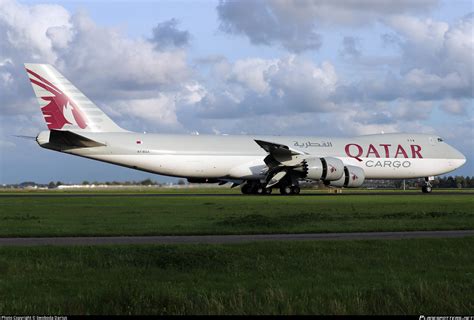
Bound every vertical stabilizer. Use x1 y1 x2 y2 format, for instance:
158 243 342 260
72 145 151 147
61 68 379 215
24 64 125 132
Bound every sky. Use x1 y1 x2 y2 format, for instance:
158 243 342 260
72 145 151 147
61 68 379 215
0 0 473 184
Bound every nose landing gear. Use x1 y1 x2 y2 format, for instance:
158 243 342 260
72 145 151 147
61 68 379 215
421 177 433 193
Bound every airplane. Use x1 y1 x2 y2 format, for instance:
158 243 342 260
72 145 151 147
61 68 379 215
24 64 466 195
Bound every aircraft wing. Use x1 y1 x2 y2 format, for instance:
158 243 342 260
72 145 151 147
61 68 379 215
254 139 305 156
254 139 308 187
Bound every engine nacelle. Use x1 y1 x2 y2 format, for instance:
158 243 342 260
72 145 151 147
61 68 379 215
328 165 365 188
302 157 344 181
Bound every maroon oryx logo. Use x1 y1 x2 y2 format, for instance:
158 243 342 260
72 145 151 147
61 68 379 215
26 68 87 130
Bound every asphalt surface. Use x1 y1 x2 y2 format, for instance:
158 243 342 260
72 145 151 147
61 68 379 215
1 230 473 246
0 191 472 198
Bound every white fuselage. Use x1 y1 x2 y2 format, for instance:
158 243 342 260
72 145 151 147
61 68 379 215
37 131 466 180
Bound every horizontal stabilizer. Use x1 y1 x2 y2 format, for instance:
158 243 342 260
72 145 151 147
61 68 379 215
49 130 106 148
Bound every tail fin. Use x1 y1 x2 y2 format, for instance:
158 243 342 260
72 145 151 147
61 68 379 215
24 63 125 132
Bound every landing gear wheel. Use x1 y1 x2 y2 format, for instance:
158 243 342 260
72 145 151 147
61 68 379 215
241 184 252 194
280 185 292 195
242 182 271 195
421 177 433 194
291 186 301 195
422 186 432 193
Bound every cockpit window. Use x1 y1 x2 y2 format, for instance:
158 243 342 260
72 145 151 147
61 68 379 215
437 137 444 142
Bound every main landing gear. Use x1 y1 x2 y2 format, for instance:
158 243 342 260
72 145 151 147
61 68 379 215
241 181 272 195
421 177 433 193
279 185 300 195
241 181 300 195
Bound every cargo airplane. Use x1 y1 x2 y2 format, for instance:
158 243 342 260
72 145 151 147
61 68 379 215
24 64 466 194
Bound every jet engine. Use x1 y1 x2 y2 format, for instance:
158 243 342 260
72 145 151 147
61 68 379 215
301 157 345 181
327 165 365 188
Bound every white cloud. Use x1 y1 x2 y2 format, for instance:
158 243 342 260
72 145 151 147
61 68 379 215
0 0 71 62
392 100 433 121
112 95 179 127
386 13 473 99
179 82 207 105
56 12 190 98
230 58 276 95
440 99 469 115
150 18 190 49
192 55 340 119
334 13 473 108
0 0 195 134
217 0 438 52
339 111 399 135
387 15 448 51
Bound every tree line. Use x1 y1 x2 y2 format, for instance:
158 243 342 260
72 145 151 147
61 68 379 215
390 176 474 189
427 176 474 188
7 176 474 189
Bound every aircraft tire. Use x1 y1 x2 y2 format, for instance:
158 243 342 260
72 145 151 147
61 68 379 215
291 186 301 195
241 184 252 194
280 185 292 195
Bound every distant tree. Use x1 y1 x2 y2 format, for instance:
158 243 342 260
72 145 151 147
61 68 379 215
446 176 456 188
466 176 472 188
19 181 36 187
470 177 474 188
393 180 402 189
140 178 154 185
455 176 464 188
55 181 63 186
440 177 447 188
48 181 56 189
82 180 89 185
177 179 186 185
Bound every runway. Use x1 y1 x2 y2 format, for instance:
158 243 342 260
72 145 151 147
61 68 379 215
1 230 473 246
0 191 472 198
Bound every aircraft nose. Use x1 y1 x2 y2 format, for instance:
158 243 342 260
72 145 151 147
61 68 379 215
448 145 466 169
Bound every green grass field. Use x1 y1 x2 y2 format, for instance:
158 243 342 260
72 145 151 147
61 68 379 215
1 190 472 314
0 192 473 237
0 238 473 314
2 187 474 194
